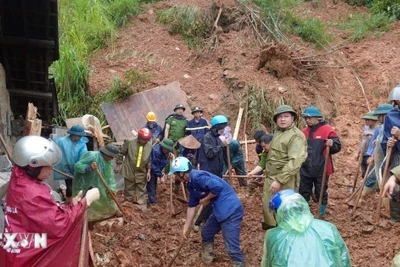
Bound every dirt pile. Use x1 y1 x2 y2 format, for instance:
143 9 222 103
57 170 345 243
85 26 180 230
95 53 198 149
89 0 400 265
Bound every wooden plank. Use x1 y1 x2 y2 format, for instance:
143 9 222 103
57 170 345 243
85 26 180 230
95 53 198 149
233 107 244 140
101 82 191 142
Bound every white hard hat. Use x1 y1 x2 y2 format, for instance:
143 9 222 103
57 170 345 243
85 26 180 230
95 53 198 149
13 136 62 167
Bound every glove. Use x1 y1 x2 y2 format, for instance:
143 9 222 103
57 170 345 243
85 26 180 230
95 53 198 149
85 188 100 206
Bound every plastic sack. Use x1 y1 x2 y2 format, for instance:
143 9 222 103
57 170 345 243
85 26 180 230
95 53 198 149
392 253 400 267
73 151 118 222
261 194 351 267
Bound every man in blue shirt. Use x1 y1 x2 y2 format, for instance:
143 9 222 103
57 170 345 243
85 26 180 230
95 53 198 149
170 157 245 267
147 138 174 205
185 106 210 142
144 111 163 144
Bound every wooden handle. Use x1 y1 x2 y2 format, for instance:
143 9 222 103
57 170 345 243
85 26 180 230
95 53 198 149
374 146 393 223
222 174 264 179
78 210 88 267
167 205 203 267
53 168 74 179
352 136 370 192
0 132 13 164
95 167 128 218
318 146 330 218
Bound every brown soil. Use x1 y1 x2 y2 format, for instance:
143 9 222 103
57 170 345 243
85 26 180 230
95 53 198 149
89 0 400 266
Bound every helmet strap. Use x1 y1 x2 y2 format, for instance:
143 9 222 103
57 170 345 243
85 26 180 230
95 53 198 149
24 166 43 179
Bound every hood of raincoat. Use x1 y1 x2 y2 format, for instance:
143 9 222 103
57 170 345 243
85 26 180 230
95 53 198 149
276 193 313 232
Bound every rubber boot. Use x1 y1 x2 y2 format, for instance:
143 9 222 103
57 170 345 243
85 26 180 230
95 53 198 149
201 242 215 265
233 261 245 267
319 204 327 216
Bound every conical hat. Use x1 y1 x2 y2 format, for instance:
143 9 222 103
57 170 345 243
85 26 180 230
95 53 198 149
178 135 201 149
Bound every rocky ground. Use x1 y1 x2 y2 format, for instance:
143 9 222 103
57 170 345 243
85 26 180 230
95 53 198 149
88 0 400 266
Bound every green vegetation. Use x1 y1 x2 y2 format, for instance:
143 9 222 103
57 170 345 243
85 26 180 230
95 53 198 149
287 16 332 48
242 85 282 132
51 0 158 124
252 0 331 48
156 6 213 49
343 0 400 20
371 0 400 20
341 12 394 42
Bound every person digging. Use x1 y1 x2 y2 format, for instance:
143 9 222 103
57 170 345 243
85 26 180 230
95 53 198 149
170 156 245 267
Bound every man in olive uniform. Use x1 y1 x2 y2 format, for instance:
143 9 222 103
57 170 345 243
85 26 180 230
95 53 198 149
262 105 308 229
164 104 188 143
116 128 152 211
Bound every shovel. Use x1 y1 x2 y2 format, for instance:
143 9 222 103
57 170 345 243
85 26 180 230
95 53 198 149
95 167 129 221
352 136 370 193
351 166 374 214
374 146 393 223
167 205 203 267
318 146 330 218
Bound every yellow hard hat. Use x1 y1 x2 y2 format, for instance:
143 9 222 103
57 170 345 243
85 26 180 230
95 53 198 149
146 112 156 122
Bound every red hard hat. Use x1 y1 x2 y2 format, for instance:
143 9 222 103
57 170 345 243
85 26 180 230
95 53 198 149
138 128 152 141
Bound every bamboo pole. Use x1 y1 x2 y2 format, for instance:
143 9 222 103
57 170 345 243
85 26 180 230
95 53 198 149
233 108 244 140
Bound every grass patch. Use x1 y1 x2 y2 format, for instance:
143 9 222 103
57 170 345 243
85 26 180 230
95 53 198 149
156 5 213 49
287 16 332 48
371 0 400 20
51 0 161 125
252 0 332 48
341 12 394 42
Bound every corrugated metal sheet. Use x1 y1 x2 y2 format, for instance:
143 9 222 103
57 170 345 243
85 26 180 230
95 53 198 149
101 81 192 142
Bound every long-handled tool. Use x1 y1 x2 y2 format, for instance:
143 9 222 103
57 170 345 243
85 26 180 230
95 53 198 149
167 205 203 267
352 136 370 193
52 168 74 179
78 210 88 267
318 146 330 218
351 166 374 214
226 144 232 185
169 155 176 217
95 167 129 220
180 182 187 201
374 146 393 223
222 174 264 179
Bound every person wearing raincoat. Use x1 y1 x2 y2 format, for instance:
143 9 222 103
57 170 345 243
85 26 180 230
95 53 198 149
261 189 351 267
53 125 88 201
0 136 100 267
73 144 120 222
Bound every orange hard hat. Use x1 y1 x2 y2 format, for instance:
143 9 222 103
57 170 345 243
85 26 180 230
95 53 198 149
146 112 156 122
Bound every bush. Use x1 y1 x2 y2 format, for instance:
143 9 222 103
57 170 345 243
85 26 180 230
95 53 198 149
287 16 332 48
372 0 400 20
156 6 213 49
341 12 394 42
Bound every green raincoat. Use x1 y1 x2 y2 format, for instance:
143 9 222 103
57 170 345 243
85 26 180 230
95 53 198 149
261 194 351 267
262 123 307 226
73 151 118 222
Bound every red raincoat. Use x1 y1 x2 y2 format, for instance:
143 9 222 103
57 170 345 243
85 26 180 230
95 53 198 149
0 167 88 267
